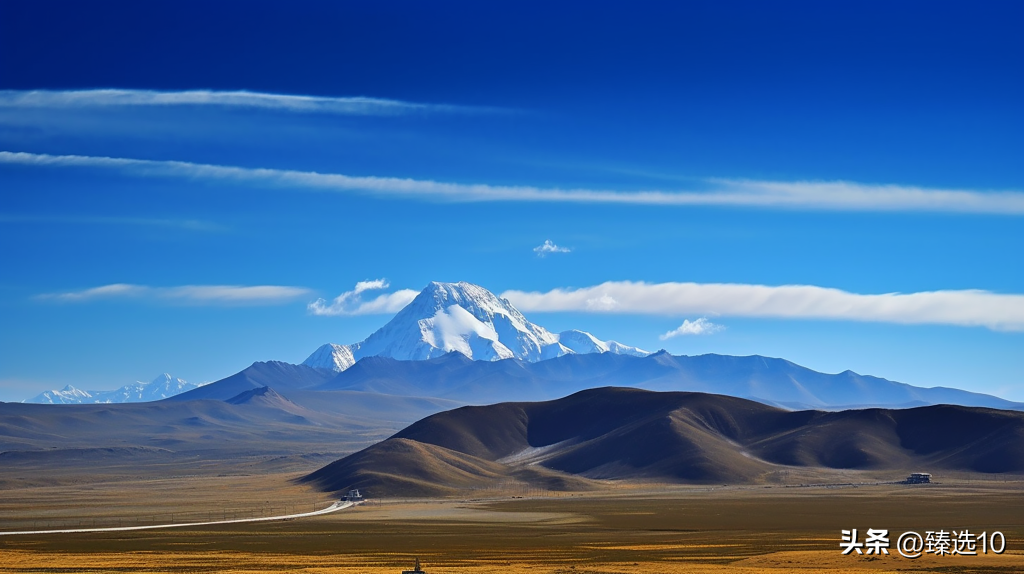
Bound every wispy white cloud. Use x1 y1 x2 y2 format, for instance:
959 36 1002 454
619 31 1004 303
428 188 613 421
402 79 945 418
42 284 147 301
501 281 1024 332
0 89 492 116
660 317 725 339
2 151 1021 214
163 285 312 304
0 213 223 231
533 239 572 256
308 279 418 316
37 284 311 305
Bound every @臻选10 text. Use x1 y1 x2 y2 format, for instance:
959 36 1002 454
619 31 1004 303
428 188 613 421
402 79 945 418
841 528 1006 559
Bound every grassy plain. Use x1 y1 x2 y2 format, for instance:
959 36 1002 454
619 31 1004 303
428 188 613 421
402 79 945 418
2 471 1023 574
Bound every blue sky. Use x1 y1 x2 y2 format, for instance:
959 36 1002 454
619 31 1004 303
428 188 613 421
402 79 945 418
1 1 1022 402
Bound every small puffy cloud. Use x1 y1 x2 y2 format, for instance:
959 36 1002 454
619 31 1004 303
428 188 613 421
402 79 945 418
308 279 418 316
37 284 311 305
533 240 572 257
353 279 389 294
660 318 725 340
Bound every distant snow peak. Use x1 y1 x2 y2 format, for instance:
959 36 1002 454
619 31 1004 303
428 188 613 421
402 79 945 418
28 385 95 404
302 281 650 372
24 374 198 404
557 329 610 354
558 329 648 357
605 340 650 356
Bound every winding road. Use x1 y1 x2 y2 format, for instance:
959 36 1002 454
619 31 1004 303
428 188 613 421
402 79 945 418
0 500 356 536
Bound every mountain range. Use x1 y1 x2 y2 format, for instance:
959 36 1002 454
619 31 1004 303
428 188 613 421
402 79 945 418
19 281 1022 413
171 348 1021 412
312 350 1023 410
304 387 1024 497
24 374 200 404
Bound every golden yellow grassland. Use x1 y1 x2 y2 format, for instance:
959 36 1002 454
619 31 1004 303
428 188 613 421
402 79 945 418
2 473 1023 573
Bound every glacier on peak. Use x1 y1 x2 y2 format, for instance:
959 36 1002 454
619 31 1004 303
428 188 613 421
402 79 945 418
303 281 648 373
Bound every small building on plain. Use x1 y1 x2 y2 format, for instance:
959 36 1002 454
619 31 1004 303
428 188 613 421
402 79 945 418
402 557 425 574
905 472 932 484
343 488 364 502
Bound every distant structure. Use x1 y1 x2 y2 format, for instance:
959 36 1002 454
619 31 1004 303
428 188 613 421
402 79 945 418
343 488 364 502
402 557 425 574
904 472 932 484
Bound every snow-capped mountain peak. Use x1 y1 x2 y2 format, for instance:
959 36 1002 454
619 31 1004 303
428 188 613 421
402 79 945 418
27 385 96 404
303 281 649 372
558 329 648 357
24 374 199 404
304 343 356 372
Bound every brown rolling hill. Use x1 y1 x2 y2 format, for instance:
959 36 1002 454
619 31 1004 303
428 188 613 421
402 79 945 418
304 387 1024 497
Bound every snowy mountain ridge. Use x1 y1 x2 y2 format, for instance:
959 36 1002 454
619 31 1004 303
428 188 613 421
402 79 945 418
303 281 648 372
25 374 200 404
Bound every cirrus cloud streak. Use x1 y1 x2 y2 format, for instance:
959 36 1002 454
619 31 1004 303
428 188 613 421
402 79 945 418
37 284 312 305
0 213 223 231
1 151 1022 214
501 281 1024 332
0 89 491 116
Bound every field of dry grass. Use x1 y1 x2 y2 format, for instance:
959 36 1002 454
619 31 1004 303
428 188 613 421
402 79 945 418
2 471 1023 573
